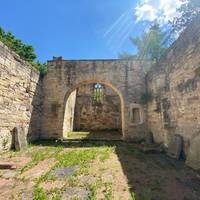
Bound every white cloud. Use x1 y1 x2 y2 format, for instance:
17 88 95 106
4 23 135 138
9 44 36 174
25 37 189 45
135 0 184 25
135 3 157 22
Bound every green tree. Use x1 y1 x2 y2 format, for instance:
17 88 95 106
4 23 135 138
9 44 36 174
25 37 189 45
33 61 48 76
0 27 5 41
12 39 23 55
118 51 136 60
130 23 169 63
4 32 15 48
0 26 47 75
20 44 37 62
171 0 200 32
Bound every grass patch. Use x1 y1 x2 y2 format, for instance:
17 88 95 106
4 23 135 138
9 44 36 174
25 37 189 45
105 182 113 200
33 186 48 200
37 145 114 185
49 188 62 200
65 131 121 140
18 146 63 174
55 149 97 167
35 146 114 199
88 177 103 200
55 146 114 168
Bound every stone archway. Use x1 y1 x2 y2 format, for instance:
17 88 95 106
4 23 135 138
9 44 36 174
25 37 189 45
41 59 147 140
62 79 125 138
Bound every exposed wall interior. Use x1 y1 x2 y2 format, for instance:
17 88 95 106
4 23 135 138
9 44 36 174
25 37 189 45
74 83 121 131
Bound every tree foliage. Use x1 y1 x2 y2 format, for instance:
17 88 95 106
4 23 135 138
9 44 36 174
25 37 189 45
171 0 200 32
118 51 137 60
119 0 200 68
0 27 47 75
131 23 170 63
119 23 170 64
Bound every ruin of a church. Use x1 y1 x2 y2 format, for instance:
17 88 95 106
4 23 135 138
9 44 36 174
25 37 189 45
0 16 200 170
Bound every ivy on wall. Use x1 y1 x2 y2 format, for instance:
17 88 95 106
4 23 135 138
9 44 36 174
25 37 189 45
140 92 153 104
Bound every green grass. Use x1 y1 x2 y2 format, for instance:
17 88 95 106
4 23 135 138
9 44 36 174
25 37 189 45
88 177 102 200
32 144 115 200
39 146 114 182
18 146 63 174
33 186 48 200
65 131 121 140
55 149 97 167
65 131 91 139
33 186 62 200
5 139 143 199
105 182 113 200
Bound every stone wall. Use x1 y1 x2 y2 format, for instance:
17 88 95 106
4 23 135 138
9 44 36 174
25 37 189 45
42 59 148 139
147 16 200 165
63 90 77 133
1 16 200 168
0 41 42 151
74 84 121 131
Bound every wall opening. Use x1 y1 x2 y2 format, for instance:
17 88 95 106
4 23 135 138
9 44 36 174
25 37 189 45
63 90 77 134
62 81 124 140
92 83 104 105
129 104 143 125
131 108 141 124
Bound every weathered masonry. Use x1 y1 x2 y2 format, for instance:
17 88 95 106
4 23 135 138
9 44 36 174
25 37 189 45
0 42 42 151
0 16 200 169
41 59 148 140
73 84 122 131
147 16 200 169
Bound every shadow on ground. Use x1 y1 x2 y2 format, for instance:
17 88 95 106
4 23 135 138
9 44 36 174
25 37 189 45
34 135 200 200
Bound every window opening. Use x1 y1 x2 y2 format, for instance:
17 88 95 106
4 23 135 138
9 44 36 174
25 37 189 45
92 83 104 105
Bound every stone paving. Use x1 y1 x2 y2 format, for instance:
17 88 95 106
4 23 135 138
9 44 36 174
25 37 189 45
0 141 200 200
62 187 90 200
50 165 79 180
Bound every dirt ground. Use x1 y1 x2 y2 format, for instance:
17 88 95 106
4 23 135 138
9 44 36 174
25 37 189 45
0 135 200 200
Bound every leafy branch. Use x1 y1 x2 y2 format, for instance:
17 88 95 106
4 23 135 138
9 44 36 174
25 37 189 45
0 27 47 75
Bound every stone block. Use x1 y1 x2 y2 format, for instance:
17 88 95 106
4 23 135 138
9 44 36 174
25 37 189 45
186 134 200 170
62 187 90 200
50 165 79 180
167 134 183 159
145 132 154 144
12 126 27 151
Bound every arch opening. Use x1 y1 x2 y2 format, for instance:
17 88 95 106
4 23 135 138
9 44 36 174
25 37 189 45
62 80 125 140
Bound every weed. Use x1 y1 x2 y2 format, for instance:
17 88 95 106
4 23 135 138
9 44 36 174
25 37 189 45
19 146 63 174
105 182 113 200
68 176 79 187
131 192 137 200
33 186 48 200
49 188 62 200
88 177 102 200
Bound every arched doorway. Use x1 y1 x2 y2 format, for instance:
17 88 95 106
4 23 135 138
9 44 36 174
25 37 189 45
62 80 125 139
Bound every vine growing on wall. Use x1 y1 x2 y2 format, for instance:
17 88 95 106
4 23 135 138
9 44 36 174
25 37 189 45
140 92 153 104
0 26 47 75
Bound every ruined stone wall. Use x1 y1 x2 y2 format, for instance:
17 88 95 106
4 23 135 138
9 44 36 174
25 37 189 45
0 42 42 151
42 59 148 139
147 16 200 161
74 84 121 131
63 90 77 134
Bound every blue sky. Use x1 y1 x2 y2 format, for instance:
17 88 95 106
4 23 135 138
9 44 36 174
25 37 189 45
0 0 182 62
